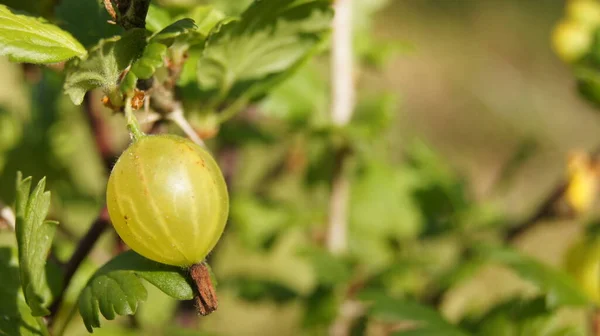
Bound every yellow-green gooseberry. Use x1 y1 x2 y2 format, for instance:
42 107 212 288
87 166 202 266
106 135 229 267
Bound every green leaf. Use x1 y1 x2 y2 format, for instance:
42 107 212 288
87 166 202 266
14 172 58 316
477 245 590 307
78 250 195 332
196 0 332 107
185 6 227 37
149 18 198 46
0 4 86 63
63 28 147 105
130 43 167 80
0 247 45 336
363 292 470 336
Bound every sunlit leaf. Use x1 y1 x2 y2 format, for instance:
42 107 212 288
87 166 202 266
0 4 86 63
196 0 332 107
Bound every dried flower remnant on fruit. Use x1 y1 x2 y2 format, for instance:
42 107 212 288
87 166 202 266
190 263 218 315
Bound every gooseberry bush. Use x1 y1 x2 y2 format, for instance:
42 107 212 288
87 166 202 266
2 0 600 335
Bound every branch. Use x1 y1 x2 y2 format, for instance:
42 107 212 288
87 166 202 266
104 0 151 30
48 208 111 317
84 92 115 171
503 181 568 241
49 91 118 320
330 0 355 127
327 0 355 255
167 107 206 147
328 1 359 335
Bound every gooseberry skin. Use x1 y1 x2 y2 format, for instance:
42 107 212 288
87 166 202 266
106 135 229 267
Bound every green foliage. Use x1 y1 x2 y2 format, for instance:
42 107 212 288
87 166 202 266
477 245 590 307
15 172 58 316
149 18 198 46
196 0 333 110
363 292 471 336
130 43 167 80
0 4 86 63
0 1 597 335
63 28 147 105
462 296 582 336
78 250 194 332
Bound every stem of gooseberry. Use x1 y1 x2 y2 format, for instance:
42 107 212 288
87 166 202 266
124 96 145 141
189 262 218 316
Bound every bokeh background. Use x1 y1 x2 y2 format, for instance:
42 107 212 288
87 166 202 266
1 0 600 335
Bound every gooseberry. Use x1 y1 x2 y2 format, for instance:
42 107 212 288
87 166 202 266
106 134 229 267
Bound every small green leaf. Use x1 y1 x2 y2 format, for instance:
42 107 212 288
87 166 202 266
63 29 147 105
363 292 470 336
196 0 332 107
149 18 198 46
14 172 58 316
477 245 590 307
130 43 167 80
185 6 226 37
0 4 86 63
78 250 194 332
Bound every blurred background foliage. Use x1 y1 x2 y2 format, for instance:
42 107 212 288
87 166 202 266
4 0 600 335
